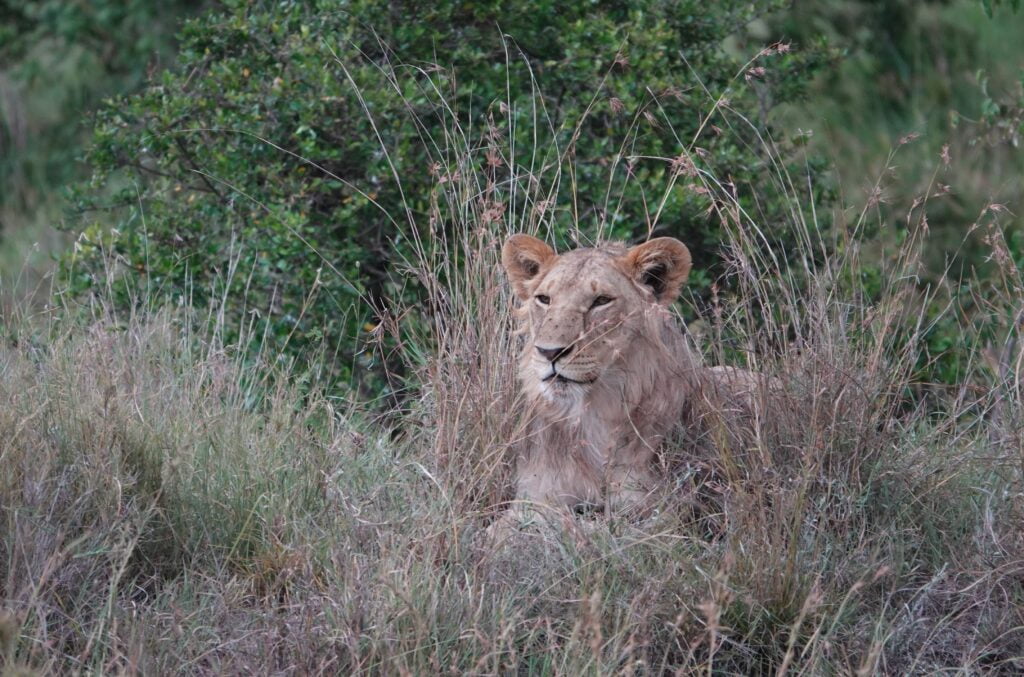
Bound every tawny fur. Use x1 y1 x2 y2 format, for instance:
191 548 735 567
500 235 706 517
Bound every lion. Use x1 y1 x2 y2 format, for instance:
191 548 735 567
498 233 760 526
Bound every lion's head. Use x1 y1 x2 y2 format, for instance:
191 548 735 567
495 234 766 520
501 234 693 417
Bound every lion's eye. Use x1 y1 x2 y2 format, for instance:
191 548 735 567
590 295 613 308
535 294 551 306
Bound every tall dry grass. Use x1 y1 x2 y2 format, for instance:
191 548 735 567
2 44 1023 674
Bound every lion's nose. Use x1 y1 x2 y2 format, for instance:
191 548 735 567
536 344 573 363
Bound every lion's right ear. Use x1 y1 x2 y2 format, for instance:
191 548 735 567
623 237 692 305
501 234 556 300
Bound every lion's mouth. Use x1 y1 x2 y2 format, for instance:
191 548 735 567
542 370 595 385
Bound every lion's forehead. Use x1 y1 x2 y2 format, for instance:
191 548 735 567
536 249 634 297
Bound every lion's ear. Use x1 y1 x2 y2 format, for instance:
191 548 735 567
501 234 556 300
623 237 692 304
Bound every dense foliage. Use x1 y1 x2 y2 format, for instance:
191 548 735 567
65 0 826 389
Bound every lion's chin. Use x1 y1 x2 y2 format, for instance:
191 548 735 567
535 371 594 411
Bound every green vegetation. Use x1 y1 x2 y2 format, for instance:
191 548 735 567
774 0 1024 383
0 0 201 308
63 0 825 391
2 0 1024 673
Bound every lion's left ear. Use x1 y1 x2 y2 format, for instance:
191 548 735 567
623 237 692 304
501 234 556 301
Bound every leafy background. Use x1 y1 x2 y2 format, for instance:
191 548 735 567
3 0 1022 391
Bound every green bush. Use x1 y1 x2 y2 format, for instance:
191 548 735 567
65 0 825 393
0 0 201 308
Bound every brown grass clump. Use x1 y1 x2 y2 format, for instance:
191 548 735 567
3 46 1024 674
